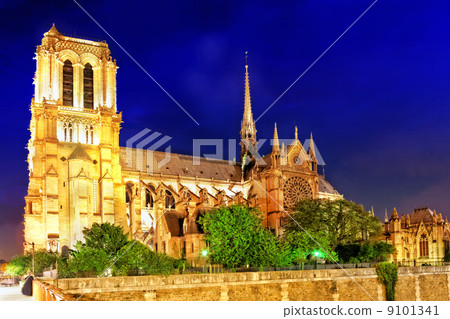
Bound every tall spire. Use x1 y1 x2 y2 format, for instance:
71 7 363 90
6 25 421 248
242 65 255 132
240 56 257 161
272 123 280 153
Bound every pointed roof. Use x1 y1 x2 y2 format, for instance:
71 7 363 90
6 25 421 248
385 209 388 223
240 63 256 140
309 132 316 159
244 65 253 123
272 123 280 153
391 207 399 220
45 23 61 37
68 144 92 162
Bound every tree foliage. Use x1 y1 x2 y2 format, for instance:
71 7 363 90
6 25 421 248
5 255 31 276
59 222 184 278
114 241 180 276
284 199 382 261
336 241 396 263
82 222 129 258
199 205 285 268
444 250 450 262
5 250 59 276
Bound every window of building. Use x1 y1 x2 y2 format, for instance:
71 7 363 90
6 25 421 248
68 123 73 142
63 123 68 142
145 190 153 208
90 126 94 144
63 60 73 106
85 126 89 144
165 190 175 209
83 63 94 109
419 234 429 257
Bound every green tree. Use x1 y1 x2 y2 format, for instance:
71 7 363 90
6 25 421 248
33 250 59 274
444 250 450 262
199 205 285 268
372 241 396 262
284 199 382 257
5 250 59 276
68 242 111 277
335 243 361 263
5 255 31 276
82 222 129 258
114 241 179 276
284 229 337 263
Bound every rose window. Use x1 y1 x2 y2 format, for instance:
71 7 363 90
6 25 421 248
282 177 313 209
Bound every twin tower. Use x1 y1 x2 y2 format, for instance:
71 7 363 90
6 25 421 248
24 25 123 252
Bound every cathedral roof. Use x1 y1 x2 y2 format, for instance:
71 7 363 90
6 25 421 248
409 207 434 224
318 176 340 195
163 211 186 237
68 144 92 162
120 147 242 181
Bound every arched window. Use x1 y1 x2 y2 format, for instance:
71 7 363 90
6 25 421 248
419 234 429 257
85 126 89 144
165 190 175 209
83 63 94 109
68 123 73 142
145 190 153 208
90 126 94 144
63 123 68 142
63 60 73 106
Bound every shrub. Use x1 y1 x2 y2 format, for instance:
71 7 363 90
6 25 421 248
376 262 398 301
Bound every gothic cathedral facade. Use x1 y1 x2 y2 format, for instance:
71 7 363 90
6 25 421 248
24 26 342 264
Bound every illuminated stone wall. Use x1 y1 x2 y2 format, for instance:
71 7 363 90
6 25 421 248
40 266 450 301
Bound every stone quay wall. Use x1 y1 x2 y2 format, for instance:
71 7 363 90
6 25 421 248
37 266 450 301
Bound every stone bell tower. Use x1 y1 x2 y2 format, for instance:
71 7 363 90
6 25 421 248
24 25 125 252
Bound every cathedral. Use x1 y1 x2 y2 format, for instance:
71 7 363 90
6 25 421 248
24 25 342 264
385 207 450 266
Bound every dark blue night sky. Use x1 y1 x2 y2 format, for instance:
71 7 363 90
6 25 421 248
1 0 450 259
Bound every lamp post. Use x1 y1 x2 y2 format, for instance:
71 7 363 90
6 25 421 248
24 242 35 276
313 251 320 269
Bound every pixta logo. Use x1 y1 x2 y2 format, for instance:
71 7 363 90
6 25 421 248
126 129 172 174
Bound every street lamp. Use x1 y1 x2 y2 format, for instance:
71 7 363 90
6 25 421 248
24 242 35 276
